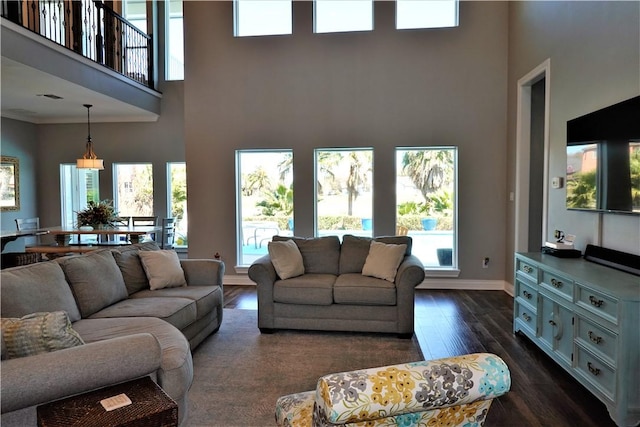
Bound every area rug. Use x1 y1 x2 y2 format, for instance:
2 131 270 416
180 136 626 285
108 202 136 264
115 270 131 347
185 309 424 427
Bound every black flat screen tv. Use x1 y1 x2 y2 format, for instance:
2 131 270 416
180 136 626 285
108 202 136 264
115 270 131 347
566 95 640 215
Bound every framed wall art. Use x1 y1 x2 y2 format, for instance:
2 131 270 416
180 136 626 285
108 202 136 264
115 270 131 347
1 156 20 211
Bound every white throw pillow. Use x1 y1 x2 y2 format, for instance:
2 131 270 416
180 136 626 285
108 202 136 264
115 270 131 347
268 239 305 280
138 250 187 290
361 241 407 282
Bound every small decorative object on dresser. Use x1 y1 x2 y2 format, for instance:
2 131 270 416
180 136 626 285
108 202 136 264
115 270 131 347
513 246 639 427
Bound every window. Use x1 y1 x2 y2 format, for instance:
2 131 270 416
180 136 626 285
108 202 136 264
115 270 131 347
60 164 100 228
396 0 459 30
237 150 293 266
234 0 292 37
396 147 457 269
113 163 154 216
168 162 188 247
165 0 184 80
315 149 373 237
314 0 373 34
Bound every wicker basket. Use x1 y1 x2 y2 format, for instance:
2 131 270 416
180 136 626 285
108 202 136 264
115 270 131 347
37 377 178 427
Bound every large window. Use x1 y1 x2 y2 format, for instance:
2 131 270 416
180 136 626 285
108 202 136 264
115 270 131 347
236 150 293 266
234 0 292 37
168 162 187 247
315 149 373 237
396 0 459 30
396 147 457 269
314 0 373 34
165 0 184 80
113 163 154 216
60 164 100 228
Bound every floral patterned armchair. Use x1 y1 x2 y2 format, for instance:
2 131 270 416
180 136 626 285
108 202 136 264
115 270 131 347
275 353 511 427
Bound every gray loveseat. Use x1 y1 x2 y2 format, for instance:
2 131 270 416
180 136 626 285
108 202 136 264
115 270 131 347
248 235 425 336
0 242 224 426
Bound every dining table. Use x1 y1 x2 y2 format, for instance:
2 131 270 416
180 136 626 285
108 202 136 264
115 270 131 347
45 225 162 246
1 228 50 251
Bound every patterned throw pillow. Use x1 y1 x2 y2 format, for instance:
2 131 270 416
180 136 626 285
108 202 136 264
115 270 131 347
1 311 85 360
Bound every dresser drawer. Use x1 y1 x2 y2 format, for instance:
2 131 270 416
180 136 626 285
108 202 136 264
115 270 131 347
515 301 537 335
575 316 618 365
516 279 538 309
516 258 538 282
575 347 615 400
541 270 573 300
576 285 619 325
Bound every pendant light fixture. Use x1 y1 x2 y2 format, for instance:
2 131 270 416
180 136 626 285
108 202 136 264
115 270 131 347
76 104 104 170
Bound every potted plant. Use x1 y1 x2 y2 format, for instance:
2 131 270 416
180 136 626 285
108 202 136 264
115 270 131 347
76 200 118 229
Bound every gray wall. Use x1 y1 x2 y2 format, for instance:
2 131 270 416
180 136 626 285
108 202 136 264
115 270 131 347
506 1 640 275
0 118 38 252
184 1 510 279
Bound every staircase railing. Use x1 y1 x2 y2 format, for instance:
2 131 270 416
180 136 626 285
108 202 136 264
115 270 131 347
1 0 154 90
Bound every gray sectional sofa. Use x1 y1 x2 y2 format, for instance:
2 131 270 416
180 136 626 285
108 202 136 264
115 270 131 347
0 242 224 426
248 235 425 336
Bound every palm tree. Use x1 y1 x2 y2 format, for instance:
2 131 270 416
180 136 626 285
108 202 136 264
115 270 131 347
243 167 272 196
402 150 454 204
346 151 372 216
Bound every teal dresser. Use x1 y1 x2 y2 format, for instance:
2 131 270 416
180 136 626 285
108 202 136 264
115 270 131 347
513 252 640 426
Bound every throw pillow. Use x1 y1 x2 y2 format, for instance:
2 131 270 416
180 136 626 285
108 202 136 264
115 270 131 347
268 239 305 279
1 311 84 360
138 250 187 290
361 241 408 282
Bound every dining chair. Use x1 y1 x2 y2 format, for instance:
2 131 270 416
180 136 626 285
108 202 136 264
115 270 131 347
15 217 42 246
9 217 43 265
101 216 131 245
131 216 159 242
160 218 176 249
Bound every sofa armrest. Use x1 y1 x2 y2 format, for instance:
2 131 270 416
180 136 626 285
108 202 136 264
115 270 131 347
395 254 425 288
1 333 162 414
180 259 225 286
248 255 278 329
315 353 511 424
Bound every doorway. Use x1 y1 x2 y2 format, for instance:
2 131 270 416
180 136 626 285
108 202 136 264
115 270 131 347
515 59 550 253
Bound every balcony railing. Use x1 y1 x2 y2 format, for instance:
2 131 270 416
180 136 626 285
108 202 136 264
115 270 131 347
1 0 154 90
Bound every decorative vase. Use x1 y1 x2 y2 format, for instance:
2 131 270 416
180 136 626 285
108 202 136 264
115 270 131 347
421 218 437 231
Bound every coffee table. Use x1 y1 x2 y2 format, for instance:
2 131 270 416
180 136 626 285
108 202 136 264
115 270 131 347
37 377 178 427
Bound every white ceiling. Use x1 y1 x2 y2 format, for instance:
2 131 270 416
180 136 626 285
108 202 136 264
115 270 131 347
1 57 159 124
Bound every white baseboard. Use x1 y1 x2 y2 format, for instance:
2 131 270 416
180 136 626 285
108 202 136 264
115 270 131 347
226 275 515 294
417 279 511 293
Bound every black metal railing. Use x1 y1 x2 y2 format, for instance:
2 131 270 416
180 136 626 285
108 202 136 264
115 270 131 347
1 0 153 90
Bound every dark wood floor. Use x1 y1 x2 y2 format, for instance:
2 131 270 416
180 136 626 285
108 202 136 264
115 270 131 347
223 286 620 427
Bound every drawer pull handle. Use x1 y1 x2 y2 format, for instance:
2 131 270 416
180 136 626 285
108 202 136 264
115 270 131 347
522 290 532 299
522 313 531 322
589 296 604 307
587 362 601 376
588 331 602 344
548 320 556 326
523 265 533 274
550 278 563 288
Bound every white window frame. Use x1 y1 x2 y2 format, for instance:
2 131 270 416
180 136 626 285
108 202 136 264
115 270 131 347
60 164 100 229
234 0 293 37
396 0 459 30
314 0 374 34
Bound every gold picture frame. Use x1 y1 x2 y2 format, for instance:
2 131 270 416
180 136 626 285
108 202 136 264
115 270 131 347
0 156 20 211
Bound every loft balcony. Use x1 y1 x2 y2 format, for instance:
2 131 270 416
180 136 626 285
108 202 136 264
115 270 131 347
1 0 160 124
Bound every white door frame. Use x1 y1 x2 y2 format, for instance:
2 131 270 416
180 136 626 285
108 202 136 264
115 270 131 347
515 59 551 252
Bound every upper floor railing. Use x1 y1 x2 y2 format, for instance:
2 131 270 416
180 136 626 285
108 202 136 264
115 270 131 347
1 0 154 90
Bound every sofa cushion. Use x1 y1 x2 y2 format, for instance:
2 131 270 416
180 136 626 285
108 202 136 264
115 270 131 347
334 274 397 305
138 250 187 290
362 241 407 282
273 236 340 275
268 239 305 279
130 286 222 321
0 261 82 322
58 250 129 318
112 242 161 294
1 311 84 360
88 297 197 331
273 274 337 305
339 235 413 274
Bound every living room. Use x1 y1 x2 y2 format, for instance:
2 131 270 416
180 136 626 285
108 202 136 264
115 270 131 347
1 1 639 426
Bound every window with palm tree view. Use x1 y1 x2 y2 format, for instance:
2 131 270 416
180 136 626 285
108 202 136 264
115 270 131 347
236 148 456 269
396 147 457 268
237 150 294 266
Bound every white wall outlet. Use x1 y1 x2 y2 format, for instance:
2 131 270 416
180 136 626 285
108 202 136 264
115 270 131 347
551 176 564 189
